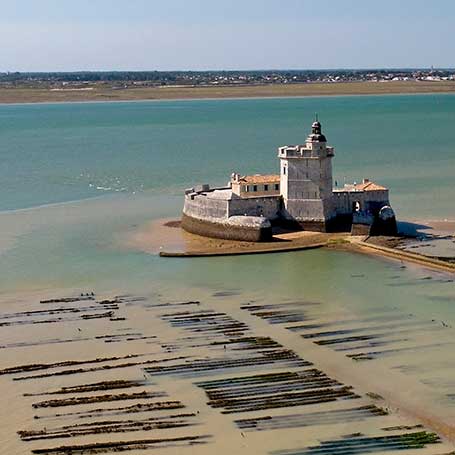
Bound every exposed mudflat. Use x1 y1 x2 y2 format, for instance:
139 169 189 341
397 220 455 261
1 287 455 454
125 218 346 256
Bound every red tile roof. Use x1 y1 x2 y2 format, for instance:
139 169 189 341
354 181 388 191
234 174 280 184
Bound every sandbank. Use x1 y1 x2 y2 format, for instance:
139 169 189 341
2 81 455 104
125 218 455 275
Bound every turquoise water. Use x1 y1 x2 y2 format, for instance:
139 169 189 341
0 94 454 324
1 95 455 218
2 95 455 442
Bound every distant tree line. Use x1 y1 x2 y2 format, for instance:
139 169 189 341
1 69 454 84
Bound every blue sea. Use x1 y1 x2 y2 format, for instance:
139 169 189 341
1 95 455 216
0 94 454 318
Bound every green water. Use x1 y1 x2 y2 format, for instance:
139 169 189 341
1 95 455 218
1 95 455 435
0 95 454 325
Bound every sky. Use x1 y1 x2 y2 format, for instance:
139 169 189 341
1 0 454 72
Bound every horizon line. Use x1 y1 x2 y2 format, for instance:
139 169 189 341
2 67 455 74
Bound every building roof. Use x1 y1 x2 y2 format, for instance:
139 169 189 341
234 174 280 184
334 179 388 193
354 181 388 191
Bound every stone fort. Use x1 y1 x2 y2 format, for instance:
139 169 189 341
182 119 396 241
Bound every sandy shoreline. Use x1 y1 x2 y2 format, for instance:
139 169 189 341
125 218 455 276
2 81 455 104
124 218 345 256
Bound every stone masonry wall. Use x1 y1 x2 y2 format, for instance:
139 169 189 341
228 196 281 219
183 194 229 221
333 190 390 216
181 213 272 242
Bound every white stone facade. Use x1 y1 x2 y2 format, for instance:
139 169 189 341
278 121 336 228
182 119 395 237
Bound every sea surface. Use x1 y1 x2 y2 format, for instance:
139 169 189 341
0 94 454 314
2 96 455 453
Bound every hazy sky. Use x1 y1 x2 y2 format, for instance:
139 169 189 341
1 0 454 71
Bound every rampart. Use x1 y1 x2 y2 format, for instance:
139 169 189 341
182 187 276 241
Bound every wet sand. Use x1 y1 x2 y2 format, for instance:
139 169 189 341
125 219 455 277
1 286 455 455
124 218 345 256
397 220 455 260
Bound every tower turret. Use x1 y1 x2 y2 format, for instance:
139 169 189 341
278 119 335 231
310 120 327 142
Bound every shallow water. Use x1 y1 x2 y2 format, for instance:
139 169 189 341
0 95 454 322
1 96 455 453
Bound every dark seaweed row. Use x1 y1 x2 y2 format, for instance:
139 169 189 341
19 413 197 441
31 434 211 454
14 355 188 381
32 391 167 409
34 401 186 420
197 370 358 414
145 350 311 377
211 386 359 414
271 432 440 455
235 405 388 430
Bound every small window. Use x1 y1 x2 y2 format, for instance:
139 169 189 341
274 183 279 191
264 184 269 191
253 185 258 192
283 166 286 175
244 185 249 192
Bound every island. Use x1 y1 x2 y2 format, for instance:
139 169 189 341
182 119 397 242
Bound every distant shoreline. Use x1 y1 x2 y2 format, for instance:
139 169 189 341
2 80 455 104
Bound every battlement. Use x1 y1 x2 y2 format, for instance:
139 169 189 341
278 144 335 158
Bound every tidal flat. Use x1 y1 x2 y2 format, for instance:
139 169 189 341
2 285 455 455
2 80 455 105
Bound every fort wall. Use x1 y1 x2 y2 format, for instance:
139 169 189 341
181 120 396 241
333 189 390 215
181 213 272 242
183 193 229 220
182 191 275 241
228 196 281 219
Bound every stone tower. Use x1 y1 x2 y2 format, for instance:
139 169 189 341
278 119 335 231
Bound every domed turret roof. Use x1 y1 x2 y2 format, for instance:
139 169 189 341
310 119 326 142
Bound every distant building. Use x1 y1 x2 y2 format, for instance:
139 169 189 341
182 119 396 241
